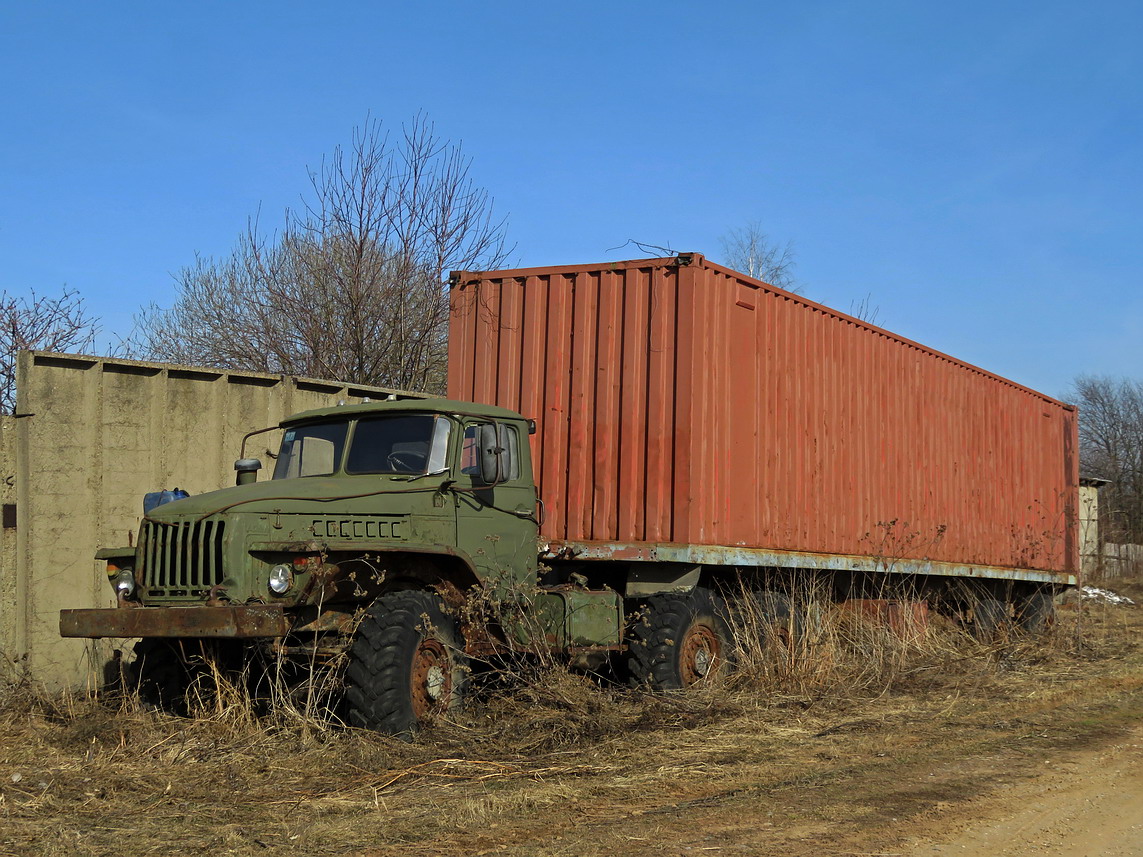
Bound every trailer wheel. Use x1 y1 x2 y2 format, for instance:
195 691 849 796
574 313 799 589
971 597 1010 641
1014 585 1056 633
344 590 467 738
626 589 732 690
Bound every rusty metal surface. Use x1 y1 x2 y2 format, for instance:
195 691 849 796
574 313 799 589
542 539 1077 587
59 605 292 639
449 254 1079 576
840 599 930 639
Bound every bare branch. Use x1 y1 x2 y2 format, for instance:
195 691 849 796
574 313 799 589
127 115 510 393
848 293 881 326
0 288 100 414
605 239 677 257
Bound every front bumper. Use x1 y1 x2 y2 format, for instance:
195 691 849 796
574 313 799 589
60 605 292 639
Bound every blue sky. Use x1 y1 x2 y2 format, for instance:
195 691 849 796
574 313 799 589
1 1 1139 399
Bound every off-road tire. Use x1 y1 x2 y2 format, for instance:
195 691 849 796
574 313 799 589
753 589 799 647
344 590 467 738
626 589 733 690
129 638 192 713
1014 585 1056 634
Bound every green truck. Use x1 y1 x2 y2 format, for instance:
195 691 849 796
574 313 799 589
62 397 632 734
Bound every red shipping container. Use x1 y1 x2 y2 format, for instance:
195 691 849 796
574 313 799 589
448 253 1078 579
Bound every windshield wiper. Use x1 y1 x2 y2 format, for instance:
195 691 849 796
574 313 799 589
392 467 451 483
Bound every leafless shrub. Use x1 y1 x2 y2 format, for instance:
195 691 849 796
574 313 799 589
848 292 881 325
128 115 510 393
721 574 1013 706
0 287 99 414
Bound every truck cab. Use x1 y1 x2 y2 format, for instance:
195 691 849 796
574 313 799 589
61 398 567 735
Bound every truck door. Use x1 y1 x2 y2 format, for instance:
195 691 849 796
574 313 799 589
454 419 538 592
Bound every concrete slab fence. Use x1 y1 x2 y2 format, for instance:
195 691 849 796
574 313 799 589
0 351 405 689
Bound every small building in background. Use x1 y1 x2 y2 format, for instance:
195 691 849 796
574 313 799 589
1079 476 1107 580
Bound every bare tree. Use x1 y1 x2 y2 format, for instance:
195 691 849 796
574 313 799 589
1070 375 1143 545
719 222 887 324
0 288 99 414
719 221 798 291
130 115 510 392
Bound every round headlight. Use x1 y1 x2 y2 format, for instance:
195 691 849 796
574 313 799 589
268 564 293 595
114 569 136 597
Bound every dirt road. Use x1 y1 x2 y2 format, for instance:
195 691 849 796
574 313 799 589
909 727 1143 857
549 714 1143 857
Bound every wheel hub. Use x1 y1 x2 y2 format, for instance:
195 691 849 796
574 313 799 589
425 665 446 701
410 638 451 717
693 647 711 676
679 623 721 686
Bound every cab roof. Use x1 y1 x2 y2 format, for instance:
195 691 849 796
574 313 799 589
280 397 527 427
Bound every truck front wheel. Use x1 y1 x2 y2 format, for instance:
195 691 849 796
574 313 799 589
129 639 192 712
344 590 467 737
626 589 733 690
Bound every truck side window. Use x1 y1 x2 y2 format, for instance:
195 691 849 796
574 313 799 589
460 427 480 475
461 423 519 483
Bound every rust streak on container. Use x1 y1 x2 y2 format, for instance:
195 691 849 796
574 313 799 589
593 270 622 539
519 275 546 484
618 266 649 541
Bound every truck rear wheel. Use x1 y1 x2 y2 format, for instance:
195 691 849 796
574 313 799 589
752 589 799 648
344 590 467 738
626 589 732 690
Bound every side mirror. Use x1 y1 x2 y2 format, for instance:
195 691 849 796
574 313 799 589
479 423 507 485
235 458 262 486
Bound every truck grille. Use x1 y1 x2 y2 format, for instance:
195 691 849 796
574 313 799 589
141 519 226 593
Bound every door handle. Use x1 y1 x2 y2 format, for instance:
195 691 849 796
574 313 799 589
512 500 544 524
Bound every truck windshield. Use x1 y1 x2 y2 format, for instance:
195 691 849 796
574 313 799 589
346 414 450 475
273 415 452 479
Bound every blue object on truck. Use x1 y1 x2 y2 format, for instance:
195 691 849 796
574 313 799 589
143 488 189 515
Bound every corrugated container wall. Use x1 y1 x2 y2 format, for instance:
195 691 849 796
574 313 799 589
448 254 1079 575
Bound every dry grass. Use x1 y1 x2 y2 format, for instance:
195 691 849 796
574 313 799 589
2 592 1141 856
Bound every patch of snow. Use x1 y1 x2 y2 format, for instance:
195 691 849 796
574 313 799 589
1081 586 1136 606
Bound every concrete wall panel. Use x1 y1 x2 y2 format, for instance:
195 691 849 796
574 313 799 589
9 351 410 688
0 417 17 674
